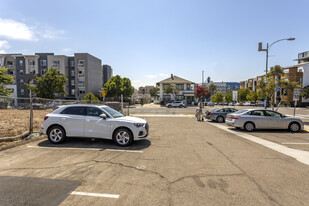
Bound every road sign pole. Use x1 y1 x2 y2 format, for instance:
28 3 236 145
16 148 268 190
294 100 297 117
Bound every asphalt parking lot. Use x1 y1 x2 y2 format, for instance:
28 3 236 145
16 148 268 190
1 107 309 205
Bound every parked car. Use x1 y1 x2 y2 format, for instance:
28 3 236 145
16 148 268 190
164 100 174 106
41 104 149 146
256 101 270 107
228 102 234 106
207 102 214 106
204 107 238 123
225 109 304 132
243 102 251 106
250 102 256 106
235 102 243 106
166 101 185 108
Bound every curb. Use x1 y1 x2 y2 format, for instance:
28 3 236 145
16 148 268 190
0 131 30 143
0 133 45 152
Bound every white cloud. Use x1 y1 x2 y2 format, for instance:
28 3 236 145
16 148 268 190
146 74 157 79
41 29 66 40
0 18 36 41
159 73 169 77
0 40 10 53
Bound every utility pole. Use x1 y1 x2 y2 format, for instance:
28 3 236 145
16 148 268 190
29 89 33 134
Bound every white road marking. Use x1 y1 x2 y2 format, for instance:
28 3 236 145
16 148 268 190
282 143 309 145
27 146 143 153
132 114 194 117
71 191 119 199
206 122 309 166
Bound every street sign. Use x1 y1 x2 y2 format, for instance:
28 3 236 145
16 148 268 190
293 88 301 101
102 90 106 98
233 91 238 101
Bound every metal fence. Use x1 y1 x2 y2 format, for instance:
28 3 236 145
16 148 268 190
0 95 130 137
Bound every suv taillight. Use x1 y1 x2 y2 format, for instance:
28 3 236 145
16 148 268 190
44 116 49 121
231 116 241 119
209 112 214 115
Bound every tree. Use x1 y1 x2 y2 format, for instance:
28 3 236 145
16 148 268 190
213 91 224 103
302 86 309 99
0 66 14 96
194 85 208 101
208 83 216 95
82 92 99 103
225 91 232 103
207 76 211 83
26 67 67 99
276 80 301 110
150 87 159 97
238 89 250 102
246 90 258 102
163 84 179 99
104 75 134 100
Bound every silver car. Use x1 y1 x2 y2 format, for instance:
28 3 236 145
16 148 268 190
225 109 304 132
204 107 238 123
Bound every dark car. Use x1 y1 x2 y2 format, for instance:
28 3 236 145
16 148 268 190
204 107 238 123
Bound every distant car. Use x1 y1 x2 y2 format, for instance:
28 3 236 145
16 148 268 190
243 102 251 106
223 102 228 105
256 101 270 107
225 109 304 132
207 102 214 106
166 101 185 108
204 107 238 123
228 102 234 106
235 102 243 106
164 100 174 106
250 102 256 106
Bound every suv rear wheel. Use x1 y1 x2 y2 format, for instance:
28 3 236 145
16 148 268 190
48 126 66 144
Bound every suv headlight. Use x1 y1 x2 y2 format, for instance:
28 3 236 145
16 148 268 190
133 123 145 127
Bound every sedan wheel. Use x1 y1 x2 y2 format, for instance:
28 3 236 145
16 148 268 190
113 128 133 146
217 116 224 123
244 122 255 132
48 126 66 144
168 105 172 108
289 122 300 132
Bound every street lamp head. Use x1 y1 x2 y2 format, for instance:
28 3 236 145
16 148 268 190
287 38 295 41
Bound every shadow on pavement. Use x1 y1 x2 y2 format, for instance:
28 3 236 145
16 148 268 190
0 176 79 206
37 137 151 151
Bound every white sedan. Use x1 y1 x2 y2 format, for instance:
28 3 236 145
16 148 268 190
41 104 149 146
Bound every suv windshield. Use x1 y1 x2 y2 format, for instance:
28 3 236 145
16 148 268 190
101 106 124 118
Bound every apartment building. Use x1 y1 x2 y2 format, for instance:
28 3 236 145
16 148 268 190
156 75 195 104
1 53 103 101
102 64 113 87
203 82 240 95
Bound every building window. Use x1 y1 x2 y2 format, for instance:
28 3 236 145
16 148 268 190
29 60 35 66
41 69 46 75
71 79 75 86
71 70 75 76
78 81 85 88
20 70 24 75
70 61 75 67
52 61 60 67
71 89 75 95
186 84 191 90
176 84 184 90
79 90 85 94
297 78 303 83
7 61 14 66
78 60 85 67
78 70 85 77
19 60 23 66
20 79 24 84
29 79 35 84
298 67 304 73
41 60 47 66
20 89 24 95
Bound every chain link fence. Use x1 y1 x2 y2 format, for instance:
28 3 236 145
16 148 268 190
0 96 130 138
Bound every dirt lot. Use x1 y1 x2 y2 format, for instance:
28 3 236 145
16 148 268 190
0 109 51 138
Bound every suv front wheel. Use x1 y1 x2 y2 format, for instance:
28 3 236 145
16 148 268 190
113 128 133 146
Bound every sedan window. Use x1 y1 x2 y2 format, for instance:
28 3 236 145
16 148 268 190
87 107 104 117
265 111 282 117
61 106 86 115
248 110 264 116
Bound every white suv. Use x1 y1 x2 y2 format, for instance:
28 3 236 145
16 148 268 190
41 104 149 146
166 101 185 108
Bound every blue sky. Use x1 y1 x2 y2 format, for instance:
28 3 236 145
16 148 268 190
1 0 309 88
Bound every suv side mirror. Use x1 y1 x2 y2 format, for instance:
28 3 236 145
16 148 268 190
100 114 107 119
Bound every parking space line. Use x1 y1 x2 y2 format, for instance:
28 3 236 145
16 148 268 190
71 191 119 199
282 143 309 145
205 122 309 166
27 146 143 153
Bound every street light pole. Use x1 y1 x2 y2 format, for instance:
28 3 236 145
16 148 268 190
258 38 295 75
